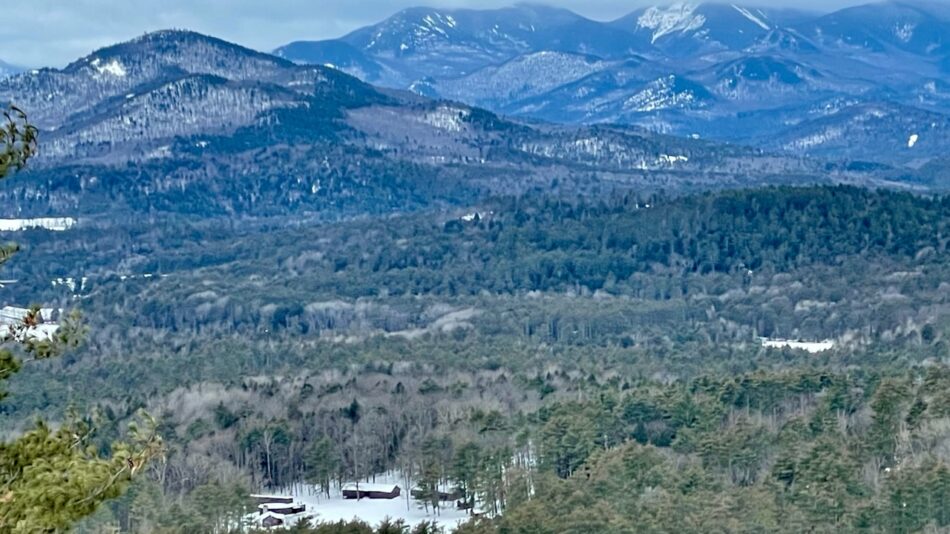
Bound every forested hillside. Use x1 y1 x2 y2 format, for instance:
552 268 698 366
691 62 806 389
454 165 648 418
7 4 950 531
0 186 949 531
0 30 928 225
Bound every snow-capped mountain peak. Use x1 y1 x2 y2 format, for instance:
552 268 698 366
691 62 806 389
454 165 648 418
410 11 459 40
637 3 706 44
356 8 467 54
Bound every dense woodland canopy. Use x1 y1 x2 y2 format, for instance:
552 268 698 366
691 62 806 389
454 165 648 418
5 21 950 533
3 185 950 532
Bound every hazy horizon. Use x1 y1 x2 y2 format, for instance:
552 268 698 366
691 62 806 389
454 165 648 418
1 0 886 69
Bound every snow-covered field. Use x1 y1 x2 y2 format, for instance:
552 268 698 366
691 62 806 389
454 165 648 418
256 475 472 530
0 217 76 232
761 338 834 353
0 306 62 341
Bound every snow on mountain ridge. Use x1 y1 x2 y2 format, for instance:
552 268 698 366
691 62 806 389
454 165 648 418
90 58 127 77
363 10 465 52
732 5 771 31
418 105 470 132
436 51 605 105
894 22 916 42
624 75 702 112
637 3 706 44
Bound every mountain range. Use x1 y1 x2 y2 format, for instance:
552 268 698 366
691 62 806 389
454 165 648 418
275 1 950 165
0 3 946 221
0 28 885 221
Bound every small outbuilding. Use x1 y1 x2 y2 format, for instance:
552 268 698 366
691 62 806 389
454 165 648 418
258 512 285 528
342 483 401 500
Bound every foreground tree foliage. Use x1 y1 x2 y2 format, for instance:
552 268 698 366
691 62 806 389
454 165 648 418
0 108 161 533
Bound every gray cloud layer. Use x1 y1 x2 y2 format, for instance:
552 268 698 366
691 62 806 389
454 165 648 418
3 0 872 68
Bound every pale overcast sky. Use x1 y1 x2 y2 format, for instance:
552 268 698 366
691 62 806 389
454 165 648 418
3 0 877 68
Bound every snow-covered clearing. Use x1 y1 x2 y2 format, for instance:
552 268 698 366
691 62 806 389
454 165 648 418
90 57 127 77
0 217 76 232
418 106 470 132
894 23 916 43
0 306 62 341
761 338 834 353
657 154 689 166
256 474 472 531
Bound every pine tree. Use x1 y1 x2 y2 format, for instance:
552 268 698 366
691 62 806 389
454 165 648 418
0 107 162 532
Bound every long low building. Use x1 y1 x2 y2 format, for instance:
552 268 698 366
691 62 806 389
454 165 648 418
250 494 295 505
258 502 306 515
342 483 401 500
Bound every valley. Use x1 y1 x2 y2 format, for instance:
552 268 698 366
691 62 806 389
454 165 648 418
1 2 950 533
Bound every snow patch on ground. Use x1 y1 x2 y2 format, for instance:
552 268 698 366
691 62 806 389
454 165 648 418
417 106 470 132
810 98 859 117
437 51 603 104
859 108 888 120
762 338 834 353
0 217 76 232
52 276 88 293
657 154 689 165
0 306 62 341
90 57 127 77
637 3 706 43
894 23 916 43
785 127 844 150
624 76 697 112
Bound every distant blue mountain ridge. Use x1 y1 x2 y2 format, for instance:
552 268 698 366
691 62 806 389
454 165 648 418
274 1 950 164
0 59 25 79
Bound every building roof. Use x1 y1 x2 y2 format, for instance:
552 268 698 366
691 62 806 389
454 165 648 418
258 502 303 512
342 483 400 492
250 494 294 500
256 511 285 523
